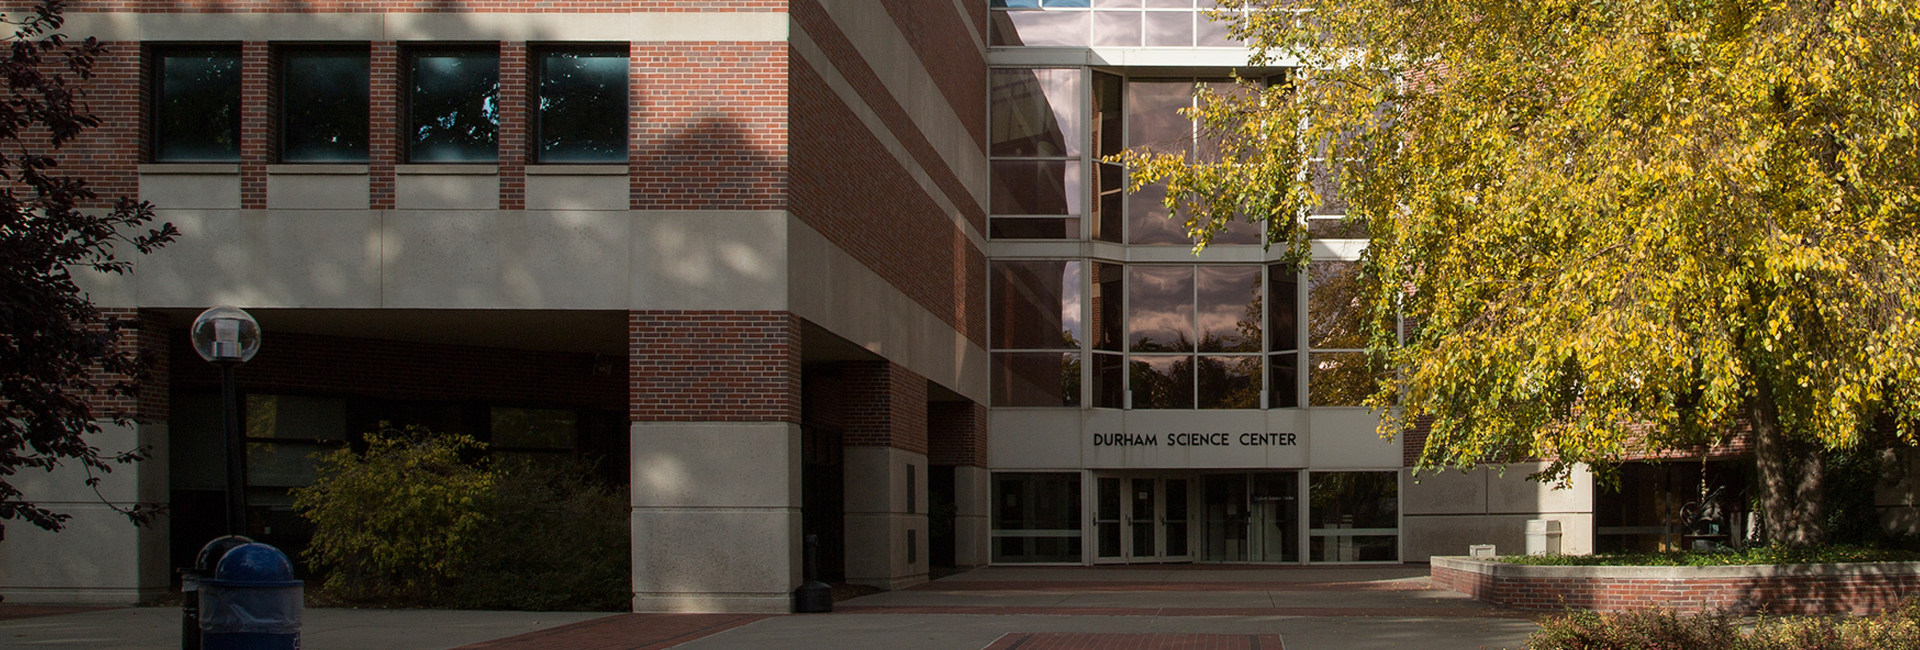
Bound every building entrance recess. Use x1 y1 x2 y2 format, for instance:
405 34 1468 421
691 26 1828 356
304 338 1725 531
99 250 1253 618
1093 471 1302 564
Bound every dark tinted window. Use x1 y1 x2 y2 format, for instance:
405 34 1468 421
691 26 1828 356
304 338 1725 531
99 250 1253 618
154 48 241 162
408 50 498 162
282 50 370 163
537 49 627 163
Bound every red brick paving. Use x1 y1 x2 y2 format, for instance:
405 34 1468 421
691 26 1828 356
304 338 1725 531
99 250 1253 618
833 605 1534 619
0 605 120 621
981 632 1284 649
451 613 769 650
909 581 1428 592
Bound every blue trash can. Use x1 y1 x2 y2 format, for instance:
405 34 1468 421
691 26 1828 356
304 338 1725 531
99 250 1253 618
199 543 303 650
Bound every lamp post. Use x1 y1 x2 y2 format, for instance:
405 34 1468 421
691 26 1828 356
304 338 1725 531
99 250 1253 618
190 307 261 535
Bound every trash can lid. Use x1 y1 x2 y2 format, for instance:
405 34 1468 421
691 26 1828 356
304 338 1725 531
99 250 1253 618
195 535 255 572
203 543 303 588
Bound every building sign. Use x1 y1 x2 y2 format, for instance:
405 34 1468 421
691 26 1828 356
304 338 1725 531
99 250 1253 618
1091 432 1299 447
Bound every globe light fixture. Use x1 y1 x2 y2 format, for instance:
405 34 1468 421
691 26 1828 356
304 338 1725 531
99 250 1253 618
190 306 261 363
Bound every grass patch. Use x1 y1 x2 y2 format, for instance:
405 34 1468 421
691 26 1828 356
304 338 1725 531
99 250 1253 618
1498 544 1920 567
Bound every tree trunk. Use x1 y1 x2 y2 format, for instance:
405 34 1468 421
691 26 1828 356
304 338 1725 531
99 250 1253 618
1750 376 1826 545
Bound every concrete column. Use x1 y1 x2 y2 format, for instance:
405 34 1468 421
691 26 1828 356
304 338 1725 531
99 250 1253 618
929 399 990 568
628 311 803 613
840 361 928 589
953 465 991 567
0 310 171 604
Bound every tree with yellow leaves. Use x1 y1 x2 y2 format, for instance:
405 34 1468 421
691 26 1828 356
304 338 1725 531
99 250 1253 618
1118 0 1920 544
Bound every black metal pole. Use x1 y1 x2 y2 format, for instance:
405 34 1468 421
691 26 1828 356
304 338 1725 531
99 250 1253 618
221 361 245 536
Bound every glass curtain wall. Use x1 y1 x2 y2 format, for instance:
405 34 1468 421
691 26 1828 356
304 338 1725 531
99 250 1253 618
988 0 1241 48
991 68 1085 238
991 260 1085 406
1306 261 1375 406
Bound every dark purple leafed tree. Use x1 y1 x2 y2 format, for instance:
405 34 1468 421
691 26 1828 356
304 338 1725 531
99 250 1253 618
0 0 174 541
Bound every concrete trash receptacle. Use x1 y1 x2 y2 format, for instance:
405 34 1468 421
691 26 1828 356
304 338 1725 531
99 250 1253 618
1524 519 1562 555
200 543 304 650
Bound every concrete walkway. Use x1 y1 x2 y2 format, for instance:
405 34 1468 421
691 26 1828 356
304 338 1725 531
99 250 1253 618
0 565 1543 650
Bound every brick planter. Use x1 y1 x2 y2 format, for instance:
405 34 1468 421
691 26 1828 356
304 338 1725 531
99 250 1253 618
1431 556 1920 614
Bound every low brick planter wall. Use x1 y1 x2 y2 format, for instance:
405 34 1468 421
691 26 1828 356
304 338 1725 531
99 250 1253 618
1431 556 1920 614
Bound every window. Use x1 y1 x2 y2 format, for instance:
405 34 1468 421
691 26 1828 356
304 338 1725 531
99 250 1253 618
490 407 577 469
1308 471 1398 562
991 472 1083 563
534 48 628 163
406 48 499 163
281 49 370 163
1306 260 1377 406
1269 263 1299 408
1125 79 1262 245
1126 265 1263 409
990 260 1083 406
990 68 1084 239
153 47 241 162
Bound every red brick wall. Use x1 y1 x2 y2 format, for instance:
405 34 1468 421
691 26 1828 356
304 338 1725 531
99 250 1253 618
1432 561 1920 615
370 42 398 208
928 400 986 467
628 311 801 423
240 42 273 209
630 42 787 210
790 57 987 348
498 41 527 210
84 309 171 423
52 42 141 209
876 0 986 152
842 361 928 454
792 0 986 234
167 328 626 410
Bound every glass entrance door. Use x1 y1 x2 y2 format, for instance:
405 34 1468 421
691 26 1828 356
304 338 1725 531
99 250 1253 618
1094 474 1192 563
1204 471 1299 563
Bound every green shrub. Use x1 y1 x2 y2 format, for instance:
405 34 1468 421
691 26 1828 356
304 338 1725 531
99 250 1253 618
453 457 630 611
294 426 631 611
1528 609 1739 650
1527 601 1920 650
292 424 495 605
1499 544 1920 567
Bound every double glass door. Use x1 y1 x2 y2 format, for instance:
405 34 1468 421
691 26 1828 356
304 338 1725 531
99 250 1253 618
1094 475 1191 563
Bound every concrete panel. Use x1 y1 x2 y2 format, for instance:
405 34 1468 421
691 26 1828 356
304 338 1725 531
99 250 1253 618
268 168 371 210
395 169 498 211
1306 409 1398 469
1486 462 1594 514
526 170 628 211
137 210 384 308
844 512 928 589
844 447 924 515
383 210 630 309
953 466 990 567
632 211 787 312
1402 468 1489 516
630 422 800 509
787 216 990 404
0 503 170 604
140 169 240 210
8 422 166 506
1401 514 1534 563
629 508 800 613
988 410 1080 469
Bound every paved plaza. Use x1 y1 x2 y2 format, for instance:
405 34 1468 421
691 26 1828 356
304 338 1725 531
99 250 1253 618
0 566 1541 650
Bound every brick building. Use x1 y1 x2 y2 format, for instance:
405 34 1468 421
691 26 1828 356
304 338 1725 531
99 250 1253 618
0 0 1812 612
